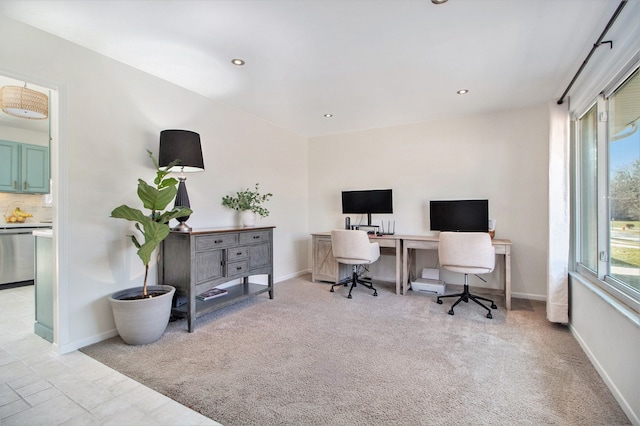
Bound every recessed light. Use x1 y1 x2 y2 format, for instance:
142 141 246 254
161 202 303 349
324 113 333 118
457 89 469 94
231 58 245 66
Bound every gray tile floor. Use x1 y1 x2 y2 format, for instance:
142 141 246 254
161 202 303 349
0 285 220 426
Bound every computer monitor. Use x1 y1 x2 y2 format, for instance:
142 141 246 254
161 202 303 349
429 199 489 232
342 189 393 226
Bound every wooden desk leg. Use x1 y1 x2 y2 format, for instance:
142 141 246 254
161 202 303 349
402 245 409 295
505 248 512 310
395 241 401 295
188 298 195 333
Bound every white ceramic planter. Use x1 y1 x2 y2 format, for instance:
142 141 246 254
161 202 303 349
108 285 175 345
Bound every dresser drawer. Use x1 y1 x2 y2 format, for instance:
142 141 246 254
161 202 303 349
227 246 249 261
195 233 238 251
239 230 271 245
226 260 249 278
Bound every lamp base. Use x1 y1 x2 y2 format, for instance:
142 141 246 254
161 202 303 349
173 221 192 232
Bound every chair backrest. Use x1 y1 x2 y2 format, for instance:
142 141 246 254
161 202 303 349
438 232 495 274
331 229 380 265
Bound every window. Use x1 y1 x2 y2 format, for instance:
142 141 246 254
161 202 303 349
575 67 640 308
608 69 640 293
578 104 598 272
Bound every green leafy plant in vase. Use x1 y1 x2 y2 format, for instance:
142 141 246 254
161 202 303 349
111 150 193 297
222 183 273 226
108 150 194 345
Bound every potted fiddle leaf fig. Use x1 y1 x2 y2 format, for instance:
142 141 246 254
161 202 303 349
109 150 192 345
221 183 272 227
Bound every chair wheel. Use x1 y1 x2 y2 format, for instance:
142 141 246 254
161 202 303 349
448 309 454 315
487 312 493 319
373 291 378 296
491 304 497 309
330 288 334 292
348 294 352 299
437 299 443 304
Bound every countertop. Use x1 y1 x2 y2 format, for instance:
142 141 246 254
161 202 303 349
0 222 53 229
33 229 53 238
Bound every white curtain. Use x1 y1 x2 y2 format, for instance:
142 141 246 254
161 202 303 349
547 101 570 323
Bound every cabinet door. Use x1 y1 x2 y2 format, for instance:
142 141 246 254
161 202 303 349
312 236 339 283
34 236 54 343
249 242 271 269
22 144 49 193
0 140 19 192
195 250 224 284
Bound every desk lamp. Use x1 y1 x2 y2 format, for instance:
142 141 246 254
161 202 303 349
158 129 205 232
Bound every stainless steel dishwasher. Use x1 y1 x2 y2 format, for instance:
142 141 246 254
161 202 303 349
0 226 40 285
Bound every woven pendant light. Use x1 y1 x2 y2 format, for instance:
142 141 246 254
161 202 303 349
0 84 49 119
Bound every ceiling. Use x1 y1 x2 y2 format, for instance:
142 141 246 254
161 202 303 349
0 0 626 137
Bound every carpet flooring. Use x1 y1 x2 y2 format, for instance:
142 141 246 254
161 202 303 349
81 276 630 425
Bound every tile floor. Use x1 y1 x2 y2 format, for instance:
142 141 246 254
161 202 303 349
0 285 220 426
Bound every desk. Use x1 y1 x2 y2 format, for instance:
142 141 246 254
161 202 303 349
402 235 512 310
311 232 512 308
311 232 403 294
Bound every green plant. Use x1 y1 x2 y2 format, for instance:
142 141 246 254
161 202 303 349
221 183 273 218
110 150 192 296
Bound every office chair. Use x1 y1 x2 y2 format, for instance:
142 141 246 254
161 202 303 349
436 232 497 318
330 229 380 299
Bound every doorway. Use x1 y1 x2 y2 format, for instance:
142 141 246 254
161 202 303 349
0 71 62 351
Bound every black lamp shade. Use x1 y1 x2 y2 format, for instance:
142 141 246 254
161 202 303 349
158 129 205 172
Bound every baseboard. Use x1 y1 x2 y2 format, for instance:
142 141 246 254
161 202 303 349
57 328 119 354
275 270 310 283
511 291 546 301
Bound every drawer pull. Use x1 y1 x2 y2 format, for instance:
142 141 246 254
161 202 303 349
236 251 242 255
215 239 223 243
236 266 242 270
253 236 260 239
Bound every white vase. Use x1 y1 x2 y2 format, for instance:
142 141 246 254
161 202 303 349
240 210 256 227
108 285 175 345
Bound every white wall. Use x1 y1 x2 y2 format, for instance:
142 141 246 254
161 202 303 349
569 274 640 424
0 127 48 146
0 15 309 353
308 105 550 298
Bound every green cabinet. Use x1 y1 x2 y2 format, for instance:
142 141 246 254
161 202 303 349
34 232 54 343
0 141 19 192
0 140 49 193
22 144 49 193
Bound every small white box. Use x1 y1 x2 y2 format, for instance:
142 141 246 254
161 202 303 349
411 278 446 295
421 268 440 280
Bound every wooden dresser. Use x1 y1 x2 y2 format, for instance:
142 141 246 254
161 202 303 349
159 226 274 332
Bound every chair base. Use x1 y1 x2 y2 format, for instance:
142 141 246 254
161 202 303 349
330 268 378 299
436 275 497 319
